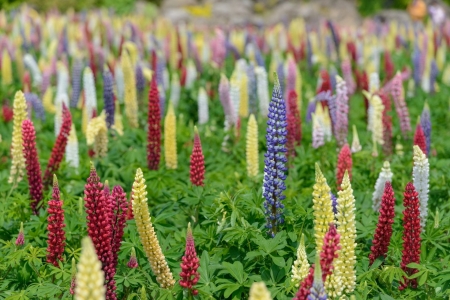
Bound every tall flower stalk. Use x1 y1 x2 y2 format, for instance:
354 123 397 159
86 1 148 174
147 76 161 170
9 91 28 184
372 161 393 212
122 51 138 128
46 175 66 267
164 102 177 169
246 114 259 177
291 234 310 287
179 223 200 296
110 186 128 270
190 127 205 186
420 103 431 155
391 72 411 139
335 75 349 147
262 74 287 237
413 145 429 229
22 119 43 213
132 168 175 288
336 144 352 189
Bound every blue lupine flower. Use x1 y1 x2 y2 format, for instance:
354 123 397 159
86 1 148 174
263 73 288 237
420 104 431 155
429 59 438 94
412 44 421 87
103 69 115 129
306 100 316 123
308 257 328 300
330 192 337 215
70 59 83 108
135 64 145 96
247 64 257 116
226 40 241 60
25 93 45 121
253 38 265 68
327 20 339 60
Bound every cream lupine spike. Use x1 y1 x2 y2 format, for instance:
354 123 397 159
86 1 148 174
164 103 177 169
112 101 124 136
132 168 175 288
75 237 106 300
291 234 310 287
248 282 272 300
123 41 138 66
255 66 269 117
122 51 138 128
43 87 56 113
86 111 108 158
335 171 357 294
312 163 335 253
1 49 13 85
8 91 27 184
197 87 209 125
246 114 259 177
66 124 79 169
413 146 430 229
372 161 393 212
83 67 97 134
363 91 384 145
351 125 362 153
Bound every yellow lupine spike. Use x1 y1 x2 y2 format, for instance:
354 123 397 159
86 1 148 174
121 51 138 128
239 72 249 117
132 168 175 289
123 41 138 67
164 103 177 169
43 87 56 113
335 170 357 294
248 281 272 300
246 114 259 177
86 111 108 158
75 237 106 300
8 91 28 184
312 163 334 253
1 49 13 85
291 233 310 287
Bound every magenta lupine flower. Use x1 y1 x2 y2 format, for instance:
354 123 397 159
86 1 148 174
16 222 25 246
110 185 128 269
391 73 411 139
46 175 66 267
127 247 138 269
179 223 200 296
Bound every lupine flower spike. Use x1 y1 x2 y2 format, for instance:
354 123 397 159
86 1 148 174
413 120 427 156
9 91 28 184
179 223 200 296
399 183 421 290
336 144 352 189
262 73 287 237
372 161 393 212
308 256 327 300
86 111 108 158
164 102 177 169
335 171 356 294
351 125 361 153
75 237 106 300
322 224 343 298
391 72 411 139
198 87 209 125
190 126 205 186
369 182 395 265
43 104 72 187
413 146 429 229
122 51 138 128
291 234 310 287
22 119 43 213
127 247 138 269
420 102 431 155
16 222 25 246
246 114 259 177
66 125 79 169
249 282 272 300
147 76 161 170
335 75 349 147
132 168 175 288
287 90 301 158
46 175 66 267
110 186 128 270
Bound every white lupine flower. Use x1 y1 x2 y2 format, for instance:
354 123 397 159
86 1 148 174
170 73 180 108
255 67 269 117
24 54 42 86
83 67 97 128
230 77 241 126
421 71 431 93
413 146 429 229
56 62 69 103
185 60 197 89
372 161 393 212
66 124 79 169
114 63 125 103
369 72 379 94
197 87 209 125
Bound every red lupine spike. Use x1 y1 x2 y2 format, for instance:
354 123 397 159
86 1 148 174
379 92 393 156
347 41 357 63
319 223 341 282
110 185 128 269
22 119 43 214
46 175 66 267
413 123 427 156
43 105 72 188
147 76 161 170
369 182 396 265
84 163 117 300
399 182 421 290
2 102 13 122
179 224 200 296
384 50 394 81
190 128 205 187
287 90 302 159
336 144 352 189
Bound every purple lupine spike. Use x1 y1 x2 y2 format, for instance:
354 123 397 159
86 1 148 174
96 47 105 72
330 192 337 215
263 73 288 238
335 76 349 147
247 64 258 116
219 75 235 128
277 62 285 99
135 64 145 96
420 104 431 155
306 36 313 70
429 60 438 94
412 44 421 87
226 40 241 60
70 59 83 108
103 69 115 129
329 68 337 93
327 20 340 56
25 93 45 121
254 39 265 67
191 42 203 74
325 35 333 62
306 100 317 123
326 94 337 129
41 69 52 96
391 73 411 139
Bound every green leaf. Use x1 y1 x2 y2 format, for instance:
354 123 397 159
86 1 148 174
271 256 285 267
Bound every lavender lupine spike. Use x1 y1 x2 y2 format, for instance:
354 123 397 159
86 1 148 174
306 100 316 123
135 64 145 97
103 69 115 129
286 57 297 97
308 256 328 300
277 62 285 97
41 69 52 96
329 67 337 93
25 93 45 121
263 73 288 237
306 36 313 70
255 66 269 117
219 74 235 130
429 60 438 94
327 20 340 58
247 64 257 116
330 192 337 215
253 39 265 67
115 63 125 103
391 72 411 139
335 76 349 147
70 59 83 108
412 44 421 87
420 103 431 155
326 94 337 129
341 59 355 95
